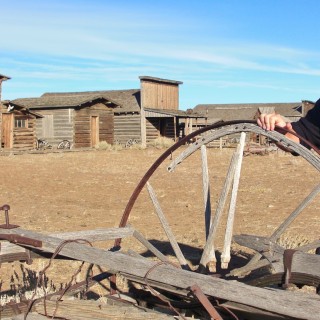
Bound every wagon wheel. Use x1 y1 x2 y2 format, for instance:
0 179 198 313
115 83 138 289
116 121 320 290
125 139 139 148
57 139 71 149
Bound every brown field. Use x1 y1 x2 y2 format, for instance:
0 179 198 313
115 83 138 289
0 145 319 301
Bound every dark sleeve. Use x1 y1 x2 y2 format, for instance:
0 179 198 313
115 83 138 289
291 99 320 150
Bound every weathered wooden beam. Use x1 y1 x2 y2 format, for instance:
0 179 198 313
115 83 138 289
234 234 320 277
1 227 319 320
33 299 176 320
0 227 135 263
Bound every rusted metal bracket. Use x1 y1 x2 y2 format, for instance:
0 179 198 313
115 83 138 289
190 284 223 320
0 204 19 229
0 234 42 247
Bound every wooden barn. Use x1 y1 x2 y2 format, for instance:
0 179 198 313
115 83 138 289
139 76 206 144
10 76 206 149
1 101 42 150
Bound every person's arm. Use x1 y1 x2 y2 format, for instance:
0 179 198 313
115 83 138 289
257 113 300 152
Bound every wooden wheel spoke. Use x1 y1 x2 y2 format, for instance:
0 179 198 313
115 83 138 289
199 146 238 272
230 183 320 277
221 132 246 269
146 182 189 269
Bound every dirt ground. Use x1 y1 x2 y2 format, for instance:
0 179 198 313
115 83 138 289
0 145 319 301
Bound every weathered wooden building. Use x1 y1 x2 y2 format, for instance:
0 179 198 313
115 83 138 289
193 101 313 146
193 101 311 125
12 95 121 148
139 76 206 144
10 76 206 149
1 74 41 151
0 74 11 148
1 101 42 150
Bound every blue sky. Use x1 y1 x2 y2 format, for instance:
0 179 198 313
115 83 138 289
1 0 320 109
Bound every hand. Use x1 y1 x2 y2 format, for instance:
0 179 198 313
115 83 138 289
257 113 287 131
257 113 300 148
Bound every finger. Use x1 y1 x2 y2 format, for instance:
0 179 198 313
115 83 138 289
285 122 293 131
269 116 277 131
264 113 273 130
258 113 267 130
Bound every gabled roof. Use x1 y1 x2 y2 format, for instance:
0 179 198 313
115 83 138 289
3 101 43 118
144 107 206 118
194 102 302 123
11 89 142 111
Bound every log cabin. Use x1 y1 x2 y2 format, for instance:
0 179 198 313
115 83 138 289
1 101 42 150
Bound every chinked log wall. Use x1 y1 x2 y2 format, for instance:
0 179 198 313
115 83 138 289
114 113 141 144
13 116 37 150
146 118 175 143
74 104 114 148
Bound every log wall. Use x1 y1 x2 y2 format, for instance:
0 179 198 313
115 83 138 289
141 80 179 110
146 117 175 143
74 103 114 148
114 113 141 144
13 116 37 150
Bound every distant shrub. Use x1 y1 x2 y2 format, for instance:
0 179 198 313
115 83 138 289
150 137 175 149
95 141 123 151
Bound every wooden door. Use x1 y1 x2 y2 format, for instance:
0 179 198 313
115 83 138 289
1 113 13 148
91 116 99 147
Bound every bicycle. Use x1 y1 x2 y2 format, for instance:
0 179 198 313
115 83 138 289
57 140 71 150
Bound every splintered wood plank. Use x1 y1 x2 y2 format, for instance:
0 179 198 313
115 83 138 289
146 182 188 269
234 234 320 277
221 132 246 269
34 299 176 320
1 227 320 320
0 227 135 263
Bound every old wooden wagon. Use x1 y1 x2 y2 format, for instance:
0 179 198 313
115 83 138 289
0 121 319 320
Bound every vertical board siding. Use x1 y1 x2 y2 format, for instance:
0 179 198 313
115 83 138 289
35 104 114 148
141 81 179 110
114 114 141 144
36 109 74 146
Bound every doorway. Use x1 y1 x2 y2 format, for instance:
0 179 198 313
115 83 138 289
91 116 99 147
1 113 13 148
